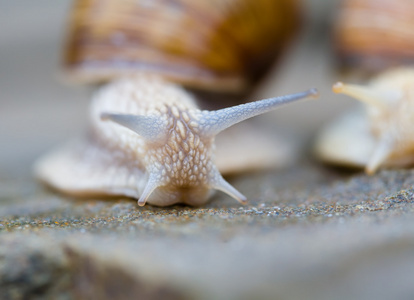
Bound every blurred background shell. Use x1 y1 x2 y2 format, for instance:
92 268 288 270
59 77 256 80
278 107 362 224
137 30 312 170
334 0 414 73
63 0 300 93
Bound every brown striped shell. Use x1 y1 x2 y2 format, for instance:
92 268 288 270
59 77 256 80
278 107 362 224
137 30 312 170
334 0 414 72
63 0 300 93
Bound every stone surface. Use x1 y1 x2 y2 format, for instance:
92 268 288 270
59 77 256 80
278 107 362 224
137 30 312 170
2 0 414 299
1 166 414 299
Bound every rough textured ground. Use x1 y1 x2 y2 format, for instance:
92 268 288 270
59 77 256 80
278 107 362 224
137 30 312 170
2 0 414 299
2 164 414 300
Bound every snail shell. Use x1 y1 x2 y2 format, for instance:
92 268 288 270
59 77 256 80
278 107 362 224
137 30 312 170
314 68 414 174
334 0 414 72
35 75 317 206
63 0 299 93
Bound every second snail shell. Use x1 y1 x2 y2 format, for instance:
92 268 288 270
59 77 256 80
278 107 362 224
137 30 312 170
334 0 414 71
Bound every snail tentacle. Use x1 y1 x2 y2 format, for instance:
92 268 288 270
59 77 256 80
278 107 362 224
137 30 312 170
366 133 395 175
137 173 160 206
198 89 319 136
332 82 398 109
208 168 247 204
101 113 167 141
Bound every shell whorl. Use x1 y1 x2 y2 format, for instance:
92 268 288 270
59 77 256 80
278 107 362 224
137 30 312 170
97 75 317 206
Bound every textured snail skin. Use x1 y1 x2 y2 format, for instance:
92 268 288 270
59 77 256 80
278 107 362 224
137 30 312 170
35 76 317 206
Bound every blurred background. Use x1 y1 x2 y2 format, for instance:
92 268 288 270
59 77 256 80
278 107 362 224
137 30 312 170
1 0 89 174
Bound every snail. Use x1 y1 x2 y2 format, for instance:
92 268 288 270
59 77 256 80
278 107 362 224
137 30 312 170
334 0 414 72
34 0 312 206
63 0 300 93
35 75 318 206
314 68 414 174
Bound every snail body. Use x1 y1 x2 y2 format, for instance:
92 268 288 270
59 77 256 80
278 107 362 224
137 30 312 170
35 0 310 206
36 76 317 206
314 68 414 174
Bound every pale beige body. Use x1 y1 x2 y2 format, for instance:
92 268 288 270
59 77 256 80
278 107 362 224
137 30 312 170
35 75 317 206
315 68 414 174
36 77 218 206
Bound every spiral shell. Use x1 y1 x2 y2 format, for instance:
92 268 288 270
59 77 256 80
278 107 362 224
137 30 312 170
334 0 414 71
63 0 299 93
